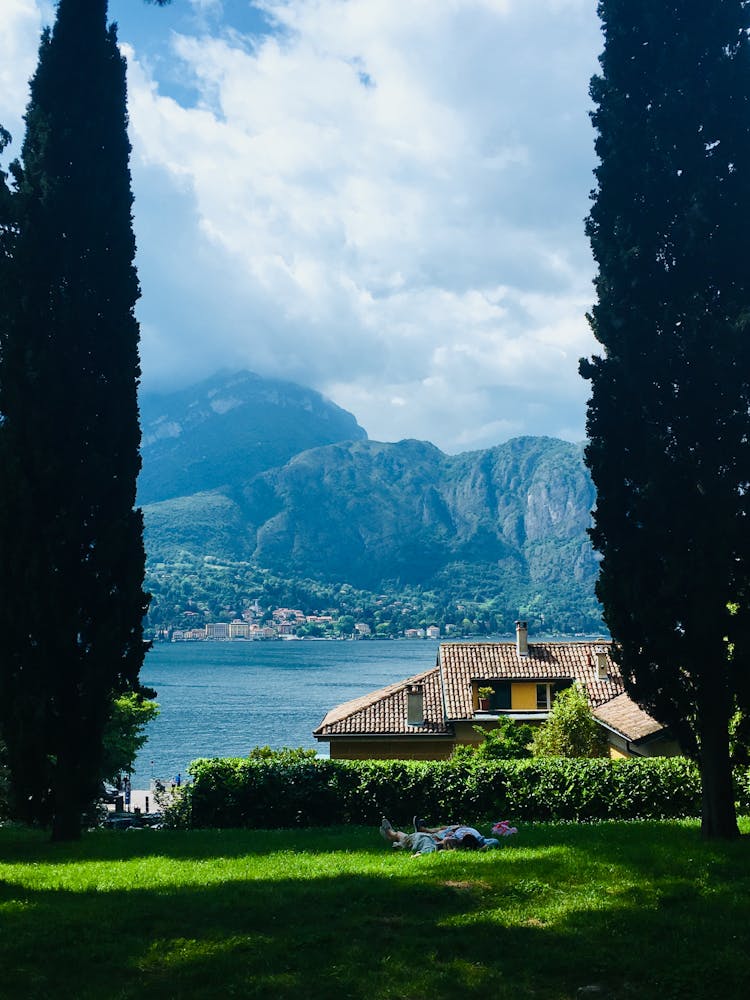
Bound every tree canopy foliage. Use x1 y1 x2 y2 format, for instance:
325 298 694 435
100 690 159 783
581 0 750 838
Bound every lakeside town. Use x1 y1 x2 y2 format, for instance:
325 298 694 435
158 602 450 642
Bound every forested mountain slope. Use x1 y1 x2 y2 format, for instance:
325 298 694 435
139 376 601 632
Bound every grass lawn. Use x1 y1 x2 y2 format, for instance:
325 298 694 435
1 818 749 1000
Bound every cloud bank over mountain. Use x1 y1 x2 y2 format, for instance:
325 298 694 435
1 0 603 453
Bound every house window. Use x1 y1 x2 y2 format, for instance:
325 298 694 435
489 682 511 711
537 681 573 710
536 683 551 710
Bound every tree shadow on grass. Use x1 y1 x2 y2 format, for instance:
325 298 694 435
1 847 749 1000
0 825 373 864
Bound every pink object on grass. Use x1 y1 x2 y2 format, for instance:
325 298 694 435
492 820 518 836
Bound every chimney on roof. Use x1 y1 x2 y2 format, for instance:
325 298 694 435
406 683 424 726
594 646 608 679
515 620 529 658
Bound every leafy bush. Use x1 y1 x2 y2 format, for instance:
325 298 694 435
532 684 608 758
451 720 533 761
734 764 750 812
177 753 357 830
730 707 750 766
163 751 741 829
100 689 160 782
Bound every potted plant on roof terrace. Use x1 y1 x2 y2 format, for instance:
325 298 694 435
477 686 494 712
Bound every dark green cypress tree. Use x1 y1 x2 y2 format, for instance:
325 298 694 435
0 126 17 331
0 0 150 840
581 0 750 838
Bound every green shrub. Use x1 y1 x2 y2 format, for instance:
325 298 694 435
101 690 160 783
162 751 740 830
180 755 351 830
531 684 608 758
734 764 750 812
451 719 533 761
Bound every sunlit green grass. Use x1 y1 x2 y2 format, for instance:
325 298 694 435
1 819 749 999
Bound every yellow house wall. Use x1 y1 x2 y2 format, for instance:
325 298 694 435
328 739 455 760
454 721 485 746
605 733 682 759
327 729 680 762
511 682 538 711
473 681 541 711
638 739 682 758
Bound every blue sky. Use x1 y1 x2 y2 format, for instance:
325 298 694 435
1 0 603 453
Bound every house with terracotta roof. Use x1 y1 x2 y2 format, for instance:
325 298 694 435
592 693 678 758
313 621 681 760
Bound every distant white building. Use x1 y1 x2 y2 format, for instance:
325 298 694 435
229 620 251 639
426 626 440 640
172 628 206 642
354 623 371 636
205 622 230 639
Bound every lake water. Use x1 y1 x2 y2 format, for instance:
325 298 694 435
132 639 442 785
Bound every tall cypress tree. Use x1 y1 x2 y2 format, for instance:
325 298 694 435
581 0 750 839
0 127 16 367
0 0 150 840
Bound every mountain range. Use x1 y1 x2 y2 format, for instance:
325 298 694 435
139 370 603 633
139 370 366 505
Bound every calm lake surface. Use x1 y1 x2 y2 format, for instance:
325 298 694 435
132 639 442 785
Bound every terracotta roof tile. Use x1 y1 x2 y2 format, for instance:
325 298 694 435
593 692 665 743
314 640 628 739
313 666 450 736
439 641 624 718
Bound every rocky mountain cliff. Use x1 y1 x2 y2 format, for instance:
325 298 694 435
139 373 602 631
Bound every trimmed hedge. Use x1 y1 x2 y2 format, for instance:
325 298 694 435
165 754 750 829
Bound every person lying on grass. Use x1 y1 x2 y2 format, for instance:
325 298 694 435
380 819 442 856
379 817 499 855
415 817 518 842
413 817 500 851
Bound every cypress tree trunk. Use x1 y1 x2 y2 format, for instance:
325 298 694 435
698 685 739 840
0 0 149 839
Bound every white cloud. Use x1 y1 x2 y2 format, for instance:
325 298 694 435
3 0 603 453
0 1 50 153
